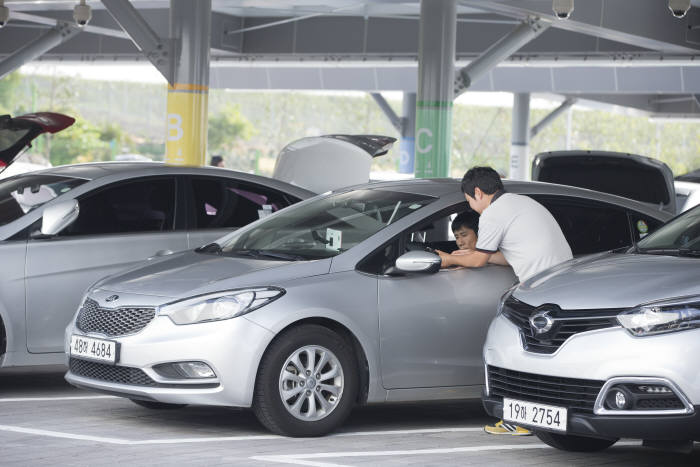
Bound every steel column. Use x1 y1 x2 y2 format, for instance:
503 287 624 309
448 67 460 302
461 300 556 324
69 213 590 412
530 98 576 138
510 93 530 180
415 0 456 179
399 92 416 174
370 93 401 131
454 19 549 96
0 23 79 80
165 0 211 167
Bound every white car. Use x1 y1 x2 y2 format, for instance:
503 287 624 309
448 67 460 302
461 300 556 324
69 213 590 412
482 206 700 453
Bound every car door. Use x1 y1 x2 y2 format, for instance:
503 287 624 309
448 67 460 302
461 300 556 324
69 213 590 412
185 175 300 249
25 176 187 353
369 205 518 389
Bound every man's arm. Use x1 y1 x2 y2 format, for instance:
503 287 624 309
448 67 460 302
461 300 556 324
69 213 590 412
487 250 509 266
436 249 490 268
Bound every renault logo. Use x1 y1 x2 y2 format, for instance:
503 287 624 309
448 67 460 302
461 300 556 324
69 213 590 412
529 310 554 335
105 295 119 302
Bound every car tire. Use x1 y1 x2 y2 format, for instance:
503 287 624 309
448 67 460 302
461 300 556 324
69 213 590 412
535 431 618 452
253 324 358 437
129 399 187 410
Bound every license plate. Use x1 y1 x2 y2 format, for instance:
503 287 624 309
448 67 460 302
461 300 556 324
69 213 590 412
70 335 118 364
503 398 567 432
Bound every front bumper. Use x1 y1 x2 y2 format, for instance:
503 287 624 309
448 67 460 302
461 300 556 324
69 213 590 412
483 394 700 440
65 313 275 407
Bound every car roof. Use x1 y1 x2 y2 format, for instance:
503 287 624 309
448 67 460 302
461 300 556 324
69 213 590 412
31 161 316 199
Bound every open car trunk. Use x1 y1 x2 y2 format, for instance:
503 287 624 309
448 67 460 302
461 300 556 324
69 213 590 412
531 150 676 215
0 113 75 174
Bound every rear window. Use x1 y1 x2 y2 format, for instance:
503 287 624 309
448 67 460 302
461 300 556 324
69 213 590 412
0 174 87 226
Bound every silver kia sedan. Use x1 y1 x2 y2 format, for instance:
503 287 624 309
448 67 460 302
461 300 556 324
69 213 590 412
64 178 671 436
0 162 312 370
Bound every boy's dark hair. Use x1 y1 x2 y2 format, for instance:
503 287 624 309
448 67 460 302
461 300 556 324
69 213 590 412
461 166 504 197
210 155 223 166
451 211 479 234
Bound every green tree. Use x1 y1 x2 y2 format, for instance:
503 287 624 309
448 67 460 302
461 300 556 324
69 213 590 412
0 71 22 114
208 105 255 153
49 117 109 166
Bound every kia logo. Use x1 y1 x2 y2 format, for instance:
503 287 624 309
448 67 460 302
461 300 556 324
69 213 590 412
529 310 554 335
105 295 119 302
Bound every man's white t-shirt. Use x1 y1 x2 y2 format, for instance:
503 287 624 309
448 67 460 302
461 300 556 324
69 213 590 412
475 192 573 282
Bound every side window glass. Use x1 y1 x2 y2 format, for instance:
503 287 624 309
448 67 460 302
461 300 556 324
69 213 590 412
629 212 663 242
61 178 176 236
190 177 297 230
532 196 631 255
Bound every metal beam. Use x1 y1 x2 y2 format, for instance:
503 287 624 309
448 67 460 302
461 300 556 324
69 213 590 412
399 92 417 174
0 22 79 80
370 92 402 131
454 18 548 96
10 11 128 39
101 0 171 82
530 98 577 138
459 0 700 54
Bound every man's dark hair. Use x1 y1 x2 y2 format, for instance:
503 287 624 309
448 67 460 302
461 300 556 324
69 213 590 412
210 155 223 166
451 211 479 234
461 166 504 197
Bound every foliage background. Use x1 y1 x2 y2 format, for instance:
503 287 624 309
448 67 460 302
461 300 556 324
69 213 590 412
1 71 698 177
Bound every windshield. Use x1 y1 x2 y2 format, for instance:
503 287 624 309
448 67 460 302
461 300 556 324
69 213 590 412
636 206 700 255
0 127 31 152
0 174 88 226
215 189 436 260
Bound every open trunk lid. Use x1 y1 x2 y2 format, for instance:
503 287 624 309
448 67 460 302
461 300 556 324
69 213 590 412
531 150 676 214
0 112 75 174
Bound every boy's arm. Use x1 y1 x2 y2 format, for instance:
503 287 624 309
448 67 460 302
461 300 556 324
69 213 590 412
436 249 490 268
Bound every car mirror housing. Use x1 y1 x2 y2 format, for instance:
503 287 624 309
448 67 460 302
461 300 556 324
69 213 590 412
40 199 79 236
395 250 441 274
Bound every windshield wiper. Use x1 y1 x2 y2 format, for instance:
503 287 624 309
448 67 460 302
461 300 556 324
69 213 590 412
636 247 700 257
195 242 222 254
227 249 306 261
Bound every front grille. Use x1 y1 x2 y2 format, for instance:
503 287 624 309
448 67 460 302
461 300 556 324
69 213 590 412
636 397 685 410
77 298 155 337
69 357 157 386
488 365 604 413
502 297 619 354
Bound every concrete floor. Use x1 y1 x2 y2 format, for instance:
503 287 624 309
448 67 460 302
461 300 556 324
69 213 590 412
1 371 698 466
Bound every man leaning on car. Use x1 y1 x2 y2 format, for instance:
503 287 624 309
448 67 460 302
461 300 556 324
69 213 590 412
436 166 574 435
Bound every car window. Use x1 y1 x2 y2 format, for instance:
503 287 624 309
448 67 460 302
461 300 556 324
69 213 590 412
637 206 700 252
189 177 298 229
628 211 663 242
0 174 87 226
531 195 632 255
357 203 470 275
60 177 176 236
217 189 437 261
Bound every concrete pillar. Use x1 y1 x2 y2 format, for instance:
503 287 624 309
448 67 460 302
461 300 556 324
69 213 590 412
415 0 456 179
165 0 211 166
399 92 416 174
509 93 530 180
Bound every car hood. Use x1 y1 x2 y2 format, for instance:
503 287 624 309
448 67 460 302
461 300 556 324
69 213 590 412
531 150 676 214
514 252 700 310
0 113 75 174
93 251 331 300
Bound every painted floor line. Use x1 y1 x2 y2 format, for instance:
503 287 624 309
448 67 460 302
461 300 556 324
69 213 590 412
250 443 552 467
0 424 482 445
0 395 117 402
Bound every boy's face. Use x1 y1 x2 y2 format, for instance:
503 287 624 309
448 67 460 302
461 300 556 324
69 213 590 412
453 226 477 250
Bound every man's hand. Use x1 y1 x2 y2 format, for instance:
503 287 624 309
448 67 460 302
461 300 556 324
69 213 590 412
436 248 490 269
435 249 453 268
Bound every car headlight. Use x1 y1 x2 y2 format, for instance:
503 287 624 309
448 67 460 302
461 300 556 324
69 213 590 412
617 295 700 337
158 287 285 325
497 284 519 315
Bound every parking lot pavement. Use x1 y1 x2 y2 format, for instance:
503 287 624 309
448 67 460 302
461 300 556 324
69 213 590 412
1 371 699 467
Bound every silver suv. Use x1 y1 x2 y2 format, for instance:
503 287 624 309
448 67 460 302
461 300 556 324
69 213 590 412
483 206 700 452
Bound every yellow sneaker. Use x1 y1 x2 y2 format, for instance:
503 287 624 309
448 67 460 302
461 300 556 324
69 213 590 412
483 420 533 436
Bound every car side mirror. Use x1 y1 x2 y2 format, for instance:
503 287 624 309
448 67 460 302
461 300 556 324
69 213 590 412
40 199 79 236
395 250 441 274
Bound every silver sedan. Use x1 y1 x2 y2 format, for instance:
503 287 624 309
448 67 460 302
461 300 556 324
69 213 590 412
65 179 670 436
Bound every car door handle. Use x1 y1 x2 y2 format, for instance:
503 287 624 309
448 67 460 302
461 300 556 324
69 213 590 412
148 249 174 260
